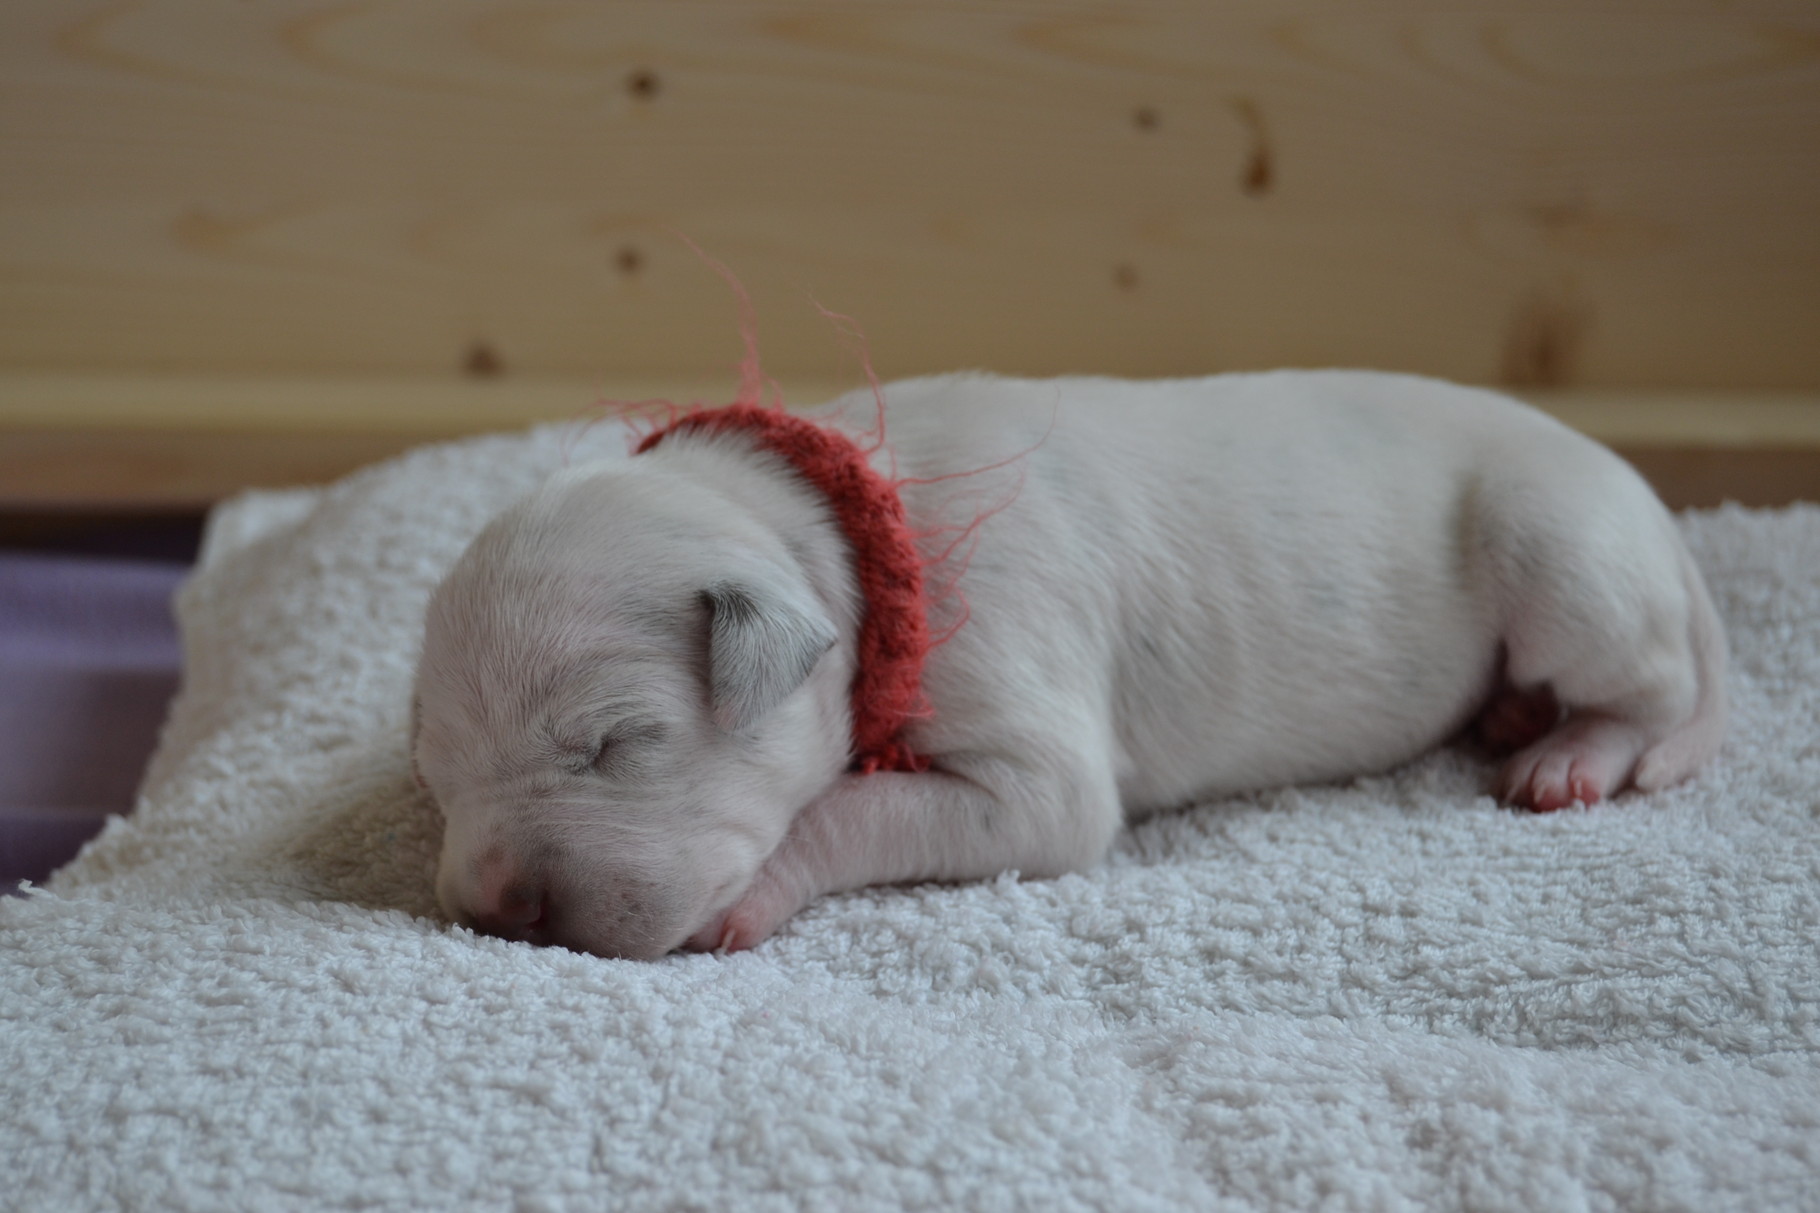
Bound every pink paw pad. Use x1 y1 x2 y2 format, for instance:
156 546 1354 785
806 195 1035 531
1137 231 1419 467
1525 768 1605 813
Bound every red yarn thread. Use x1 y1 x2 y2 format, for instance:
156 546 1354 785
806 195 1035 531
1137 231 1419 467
637 406 934 775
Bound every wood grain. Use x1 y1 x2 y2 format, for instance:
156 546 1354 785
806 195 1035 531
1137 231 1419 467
3 1 1817 391
0 371 849 433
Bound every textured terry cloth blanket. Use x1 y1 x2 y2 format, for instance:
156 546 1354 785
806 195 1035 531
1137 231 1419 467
2 419 1818 1213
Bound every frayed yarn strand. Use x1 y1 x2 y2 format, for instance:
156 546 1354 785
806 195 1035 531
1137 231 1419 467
812 299 891 459
559 236 783 467
675 232 782 412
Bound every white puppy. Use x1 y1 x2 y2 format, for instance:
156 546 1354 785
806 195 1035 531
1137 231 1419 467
412 371 1725 960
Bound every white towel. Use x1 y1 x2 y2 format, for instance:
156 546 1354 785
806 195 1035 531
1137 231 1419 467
4 419 1817 1212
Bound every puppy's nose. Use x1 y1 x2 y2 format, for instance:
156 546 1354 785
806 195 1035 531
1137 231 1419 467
473 884 545 939
469 850 548 941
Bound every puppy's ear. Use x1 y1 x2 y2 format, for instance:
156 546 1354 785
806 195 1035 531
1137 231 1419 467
701 579 837 732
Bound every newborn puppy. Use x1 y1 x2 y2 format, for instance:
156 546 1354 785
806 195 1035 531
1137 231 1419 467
412 371 1726 960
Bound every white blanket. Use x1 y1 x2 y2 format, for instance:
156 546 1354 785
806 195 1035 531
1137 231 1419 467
4 420 1817 1213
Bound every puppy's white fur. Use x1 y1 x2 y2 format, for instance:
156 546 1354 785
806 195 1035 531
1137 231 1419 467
413 371 1725 959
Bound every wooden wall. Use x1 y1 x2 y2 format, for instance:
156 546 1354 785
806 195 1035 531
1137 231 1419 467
4 0 1818 399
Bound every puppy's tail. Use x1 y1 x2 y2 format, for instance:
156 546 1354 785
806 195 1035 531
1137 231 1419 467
1633 540 1728 791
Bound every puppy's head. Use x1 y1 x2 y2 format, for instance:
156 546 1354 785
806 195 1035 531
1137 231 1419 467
412 461 851 959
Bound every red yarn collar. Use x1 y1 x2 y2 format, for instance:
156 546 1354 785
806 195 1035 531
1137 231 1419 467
636 405 932 774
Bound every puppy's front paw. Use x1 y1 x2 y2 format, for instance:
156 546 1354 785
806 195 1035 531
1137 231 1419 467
685 871 810 954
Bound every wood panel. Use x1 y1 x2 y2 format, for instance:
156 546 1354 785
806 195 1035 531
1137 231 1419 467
4 427 1813 511
2 1 1817 392
10 372 1820 442
2 375 1816 509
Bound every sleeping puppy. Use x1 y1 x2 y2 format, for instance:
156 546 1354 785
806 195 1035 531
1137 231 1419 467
411 371 1726 960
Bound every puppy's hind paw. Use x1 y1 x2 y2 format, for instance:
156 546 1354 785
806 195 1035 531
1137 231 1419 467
1496 714 1647 812
1501 759 1604 813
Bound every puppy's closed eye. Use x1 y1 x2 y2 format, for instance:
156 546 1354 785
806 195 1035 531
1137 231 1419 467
577 719 672 779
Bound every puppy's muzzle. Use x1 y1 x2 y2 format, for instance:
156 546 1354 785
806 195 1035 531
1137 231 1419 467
456 845 693 960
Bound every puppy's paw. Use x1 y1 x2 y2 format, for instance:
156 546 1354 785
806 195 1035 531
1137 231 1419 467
1496 714 1646 812
685 873 809 954
1500 751 1605 813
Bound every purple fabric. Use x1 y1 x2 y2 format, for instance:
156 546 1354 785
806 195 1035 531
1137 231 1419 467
0 552 186 888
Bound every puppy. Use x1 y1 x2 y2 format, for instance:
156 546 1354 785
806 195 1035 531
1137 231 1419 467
412 371 1726 960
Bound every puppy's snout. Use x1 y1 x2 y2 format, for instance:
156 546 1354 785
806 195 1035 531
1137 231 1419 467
474 884 546 939
448 843 694 959
468 849 548 942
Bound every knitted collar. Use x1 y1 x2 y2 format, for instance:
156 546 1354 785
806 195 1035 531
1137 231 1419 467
636 405 932 774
